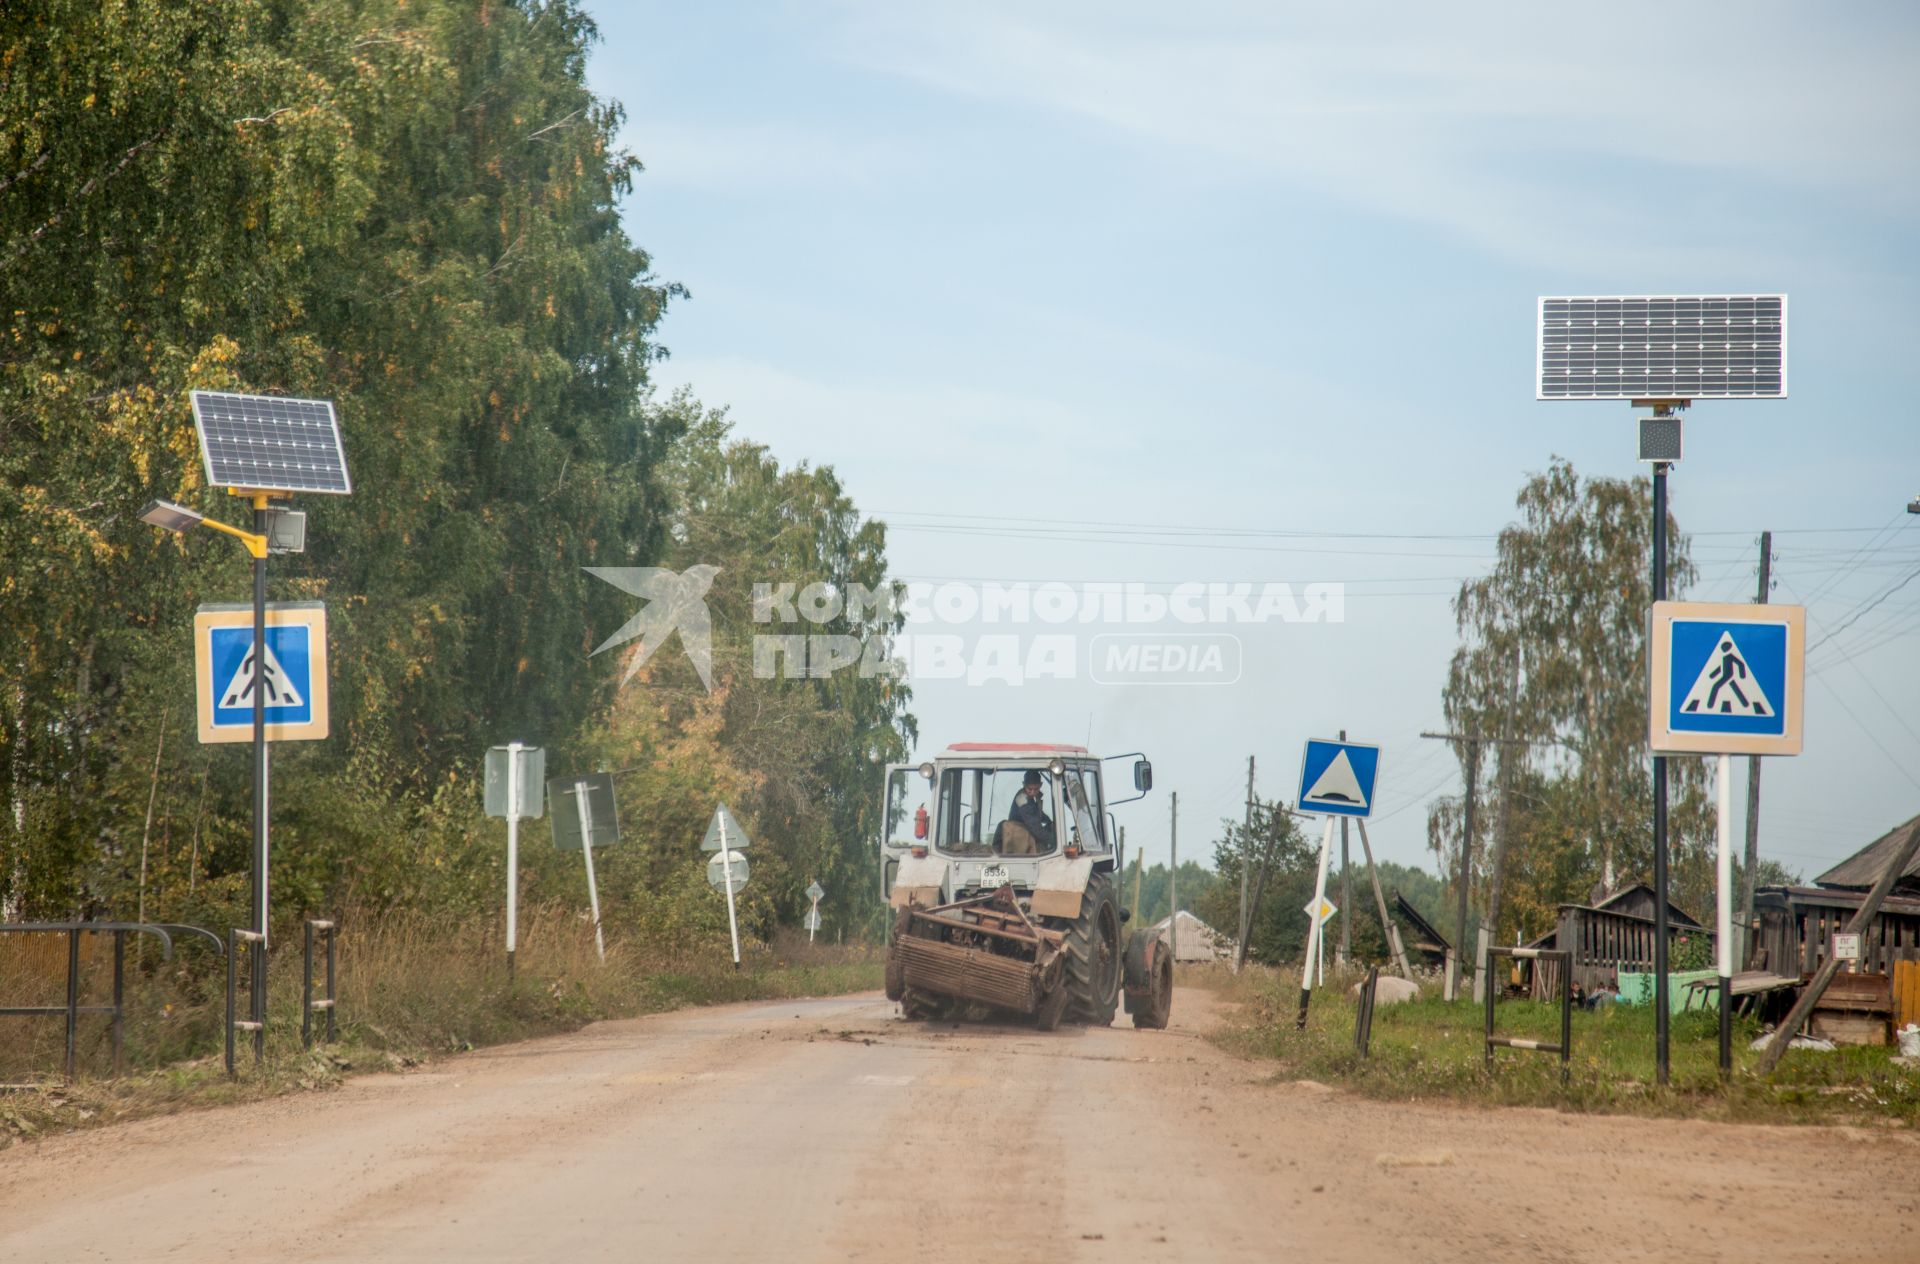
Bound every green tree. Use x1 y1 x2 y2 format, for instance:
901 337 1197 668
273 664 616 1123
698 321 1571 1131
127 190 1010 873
1 1 680 922
1429 459 1717 947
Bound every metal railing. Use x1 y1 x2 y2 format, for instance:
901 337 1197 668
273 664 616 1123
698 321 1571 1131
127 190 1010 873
226 928 265 1076
303 919 337 1049
1 922 224 1082
1485 946 1572 1084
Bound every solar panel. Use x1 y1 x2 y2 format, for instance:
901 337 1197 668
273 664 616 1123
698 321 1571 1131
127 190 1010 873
1537 295 1787 401
190 390 353 495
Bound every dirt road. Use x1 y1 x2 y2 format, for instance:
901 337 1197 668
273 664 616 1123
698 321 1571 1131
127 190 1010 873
2 990 1916 1262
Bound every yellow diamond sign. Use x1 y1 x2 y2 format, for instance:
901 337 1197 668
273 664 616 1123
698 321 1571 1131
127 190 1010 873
1304 896 1338 925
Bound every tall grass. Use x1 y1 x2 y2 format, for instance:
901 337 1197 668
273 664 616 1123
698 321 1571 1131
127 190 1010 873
1196 961 1920 1125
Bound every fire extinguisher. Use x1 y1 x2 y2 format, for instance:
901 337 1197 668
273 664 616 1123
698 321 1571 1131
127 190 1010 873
914 804 929 840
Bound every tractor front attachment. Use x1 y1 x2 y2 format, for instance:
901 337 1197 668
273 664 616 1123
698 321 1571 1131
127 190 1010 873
886 888 1069 1028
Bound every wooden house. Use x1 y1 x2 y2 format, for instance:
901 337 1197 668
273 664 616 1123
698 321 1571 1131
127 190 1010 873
1750 811 1920 1035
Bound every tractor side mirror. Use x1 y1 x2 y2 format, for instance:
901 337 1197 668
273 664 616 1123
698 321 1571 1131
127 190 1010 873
1134 760 1153 793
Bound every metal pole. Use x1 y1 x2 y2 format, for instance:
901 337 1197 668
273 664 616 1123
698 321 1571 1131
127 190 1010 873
1741 530 1772 965
64 927 79 1082
1169 792 1178 961
303 920 314 1050
112 929 125 1075
251 497 270 1065
225 929 236 1078
326 923 337 1043
718 811 742 969
1652 455 1672 1085
506 741 521 980
1338 732 1351 964
1717 752 1734 1078
575 781 605 962
1237 756 1253 973
1296 816 1336 1028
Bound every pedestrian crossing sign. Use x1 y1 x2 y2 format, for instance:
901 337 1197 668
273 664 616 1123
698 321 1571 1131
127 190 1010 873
193 602 330 743
1648 600 1804 756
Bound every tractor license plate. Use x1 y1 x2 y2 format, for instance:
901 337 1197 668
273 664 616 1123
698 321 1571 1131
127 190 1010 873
978 864 1010 889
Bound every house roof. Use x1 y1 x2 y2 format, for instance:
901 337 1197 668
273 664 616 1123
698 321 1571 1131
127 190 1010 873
1392 890 1451 955
1591 882 1704 928
1813 812 1920 892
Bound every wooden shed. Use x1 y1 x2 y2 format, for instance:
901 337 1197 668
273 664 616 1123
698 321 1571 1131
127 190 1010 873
1525 884 1710 1001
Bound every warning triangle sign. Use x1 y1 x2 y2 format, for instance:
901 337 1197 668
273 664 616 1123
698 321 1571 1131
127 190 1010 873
1303 750 1369 808
1679 630 1774 718
218 639 303 710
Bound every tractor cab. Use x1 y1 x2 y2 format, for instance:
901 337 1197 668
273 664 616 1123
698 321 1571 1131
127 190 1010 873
879 744 1150 906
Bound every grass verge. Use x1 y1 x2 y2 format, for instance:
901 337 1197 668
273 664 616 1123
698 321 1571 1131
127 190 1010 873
1193 960 1920 1126
0 907 880 1150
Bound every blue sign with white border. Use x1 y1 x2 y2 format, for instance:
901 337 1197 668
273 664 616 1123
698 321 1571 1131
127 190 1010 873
1297 738 1381 818
192 601 330 743
1648 601 1804 757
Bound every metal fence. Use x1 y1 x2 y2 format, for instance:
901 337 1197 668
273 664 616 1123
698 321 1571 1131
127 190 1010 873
1 922 225 1082
303 919 338 1049
1486 946 1572 1084
226 928 265 1076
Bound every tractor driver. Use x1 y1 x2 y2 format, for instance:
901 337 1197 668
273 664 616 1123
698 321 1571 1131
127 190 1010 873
1006 770 1056 852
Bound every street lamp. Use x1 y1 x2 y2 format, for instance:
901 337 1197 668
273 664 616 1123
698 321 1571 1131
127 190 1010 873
139 499 268 558
1907 495 1919 514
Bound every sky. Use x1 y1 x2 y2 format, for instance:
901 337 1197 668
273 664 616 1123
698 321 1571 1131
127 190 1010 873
586 1 1920 899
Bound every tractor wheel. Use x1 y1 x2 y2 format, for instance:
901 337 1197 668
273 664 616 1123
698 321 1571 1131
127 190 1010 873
884 908 911 1002
1122 929 1174 1030
1061 872 1122 1026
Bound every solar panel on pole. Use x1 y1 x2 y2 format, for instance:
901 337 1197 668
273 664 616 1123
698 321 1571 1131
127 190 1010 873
1536 295 1787 401
190 390 353 494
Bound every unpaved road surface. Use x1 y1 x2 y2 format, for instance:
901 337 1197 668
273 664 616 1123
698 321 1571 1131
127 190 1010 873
3 990 1917 1262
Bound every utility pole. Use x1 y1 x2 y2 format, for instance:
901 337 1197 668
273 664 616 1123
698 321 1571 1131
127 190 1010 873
1422 728 1548 1000
1236 755 1254 972
1338 730 1351 964
1355 819 1414 980
1421 730 1482 997
1169 792 1179 961
1740 529 1773 967
1483 651 1523 951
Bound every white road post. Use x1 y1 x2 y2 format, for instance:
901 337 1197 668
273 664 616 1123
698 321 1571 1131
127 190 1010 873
506 741 521 975
576 779 605 963
1295 815 1336 1025
719 814 742 970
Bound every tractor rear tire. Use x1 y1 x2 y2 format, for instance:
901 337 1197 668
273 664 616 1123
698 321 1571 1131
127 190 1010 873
1061 872 1122 1026
1123 929 1174 1030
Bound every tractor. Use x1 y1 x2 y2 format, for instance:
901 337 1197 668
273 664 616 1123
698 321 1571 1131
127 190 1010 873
879 743 1172 1030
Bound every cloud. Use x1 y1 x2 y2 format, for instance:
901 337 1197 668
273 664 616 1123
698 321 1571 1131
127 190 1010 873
825 1 1920 271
